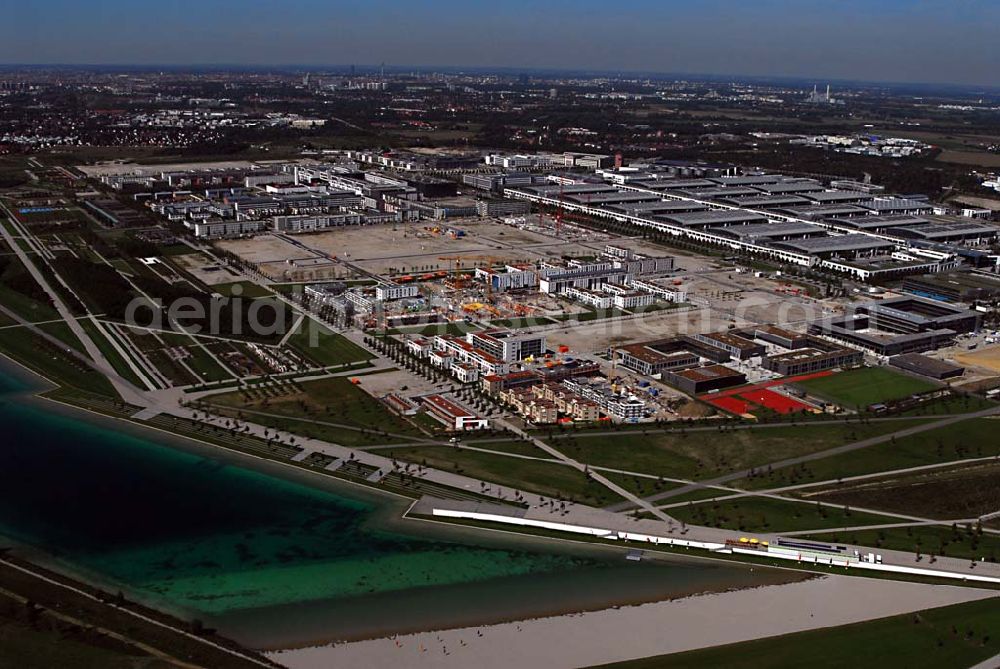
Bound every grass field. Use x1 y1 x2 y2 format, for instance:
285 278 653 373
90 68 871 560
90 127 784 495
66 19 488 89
183 344 233 382
899 393 995 416
602 471 680 498
390 321 482 337
795 367 939 408
286 318 371 367
212 280 273 298
369 438 548 458
76 319 147 389
805 524 1000 562
0 327 115 397
0 559 265 669
489 317 556 329
385 444 623 504
37 320 86 351
208 375 423 439
801 461 1000 521
668 496 899 534
744 418 1000 490
553 420 931 481
0 282 59 323
595 597 1000 669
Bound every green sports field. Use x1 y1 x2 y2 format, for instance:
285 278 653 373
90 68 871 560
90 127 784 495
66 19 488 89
795 367 938 408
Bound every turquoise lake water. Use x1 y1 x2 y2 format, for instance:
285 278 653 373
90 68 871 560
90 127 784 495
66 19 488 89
0 367 776 647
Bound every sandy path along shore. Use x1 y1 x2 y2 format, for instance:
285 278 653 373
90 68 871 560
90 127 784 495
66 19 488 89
269 574 997 669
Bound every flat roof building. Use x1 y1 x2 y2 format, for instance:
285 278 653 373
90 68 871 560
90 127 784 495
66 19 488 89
763 338 863 376
422 394 488 430
714 194 813 209
861 198 935 216
709 222 826 243
860 296 981 335
889 353 964 380
779 204 871 220
751 181 825 195
657 210 769 229
607 200 709 216
771 234 896 259
808 296 980 356
689 331 767 360
664 364 747 395
888 221 998 244
901 272 1000 304
804 190 876 205
831 214 930 232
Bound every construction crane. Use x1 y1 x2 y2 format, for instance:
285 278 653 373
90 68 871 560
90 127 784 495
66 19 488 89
555 181 565 238
438 255 505 296
438 254 505 270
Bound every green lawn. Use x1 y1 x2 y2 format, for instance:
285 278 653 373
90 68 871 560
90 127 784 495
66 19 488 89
0 327 116 397
207 409 416 448
803 461 1000 521
401 438 549 458
286 318 371 367
552 306 628 322
744 418 1000 490
183 344 233 382
0 618 158 669
212 280 273 298
898 393 995 416
594 598 1000 669
795 367 939 409
208 375 422 439
0 282 59 323
387 321 483 337
668 496 899 534
386 445 623 504
602 471 680 498
805 524 1000 562
554 420 931 481
488 317 556 328
37 320 86 351
76 319 147 389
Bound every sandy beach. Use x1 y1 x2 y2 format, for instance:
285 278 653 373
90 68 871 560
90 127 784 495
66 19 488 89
269 575 998 669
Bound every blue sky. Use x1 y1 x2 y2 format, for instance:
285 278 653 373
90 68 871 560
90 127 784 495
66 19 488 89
2 0 998 86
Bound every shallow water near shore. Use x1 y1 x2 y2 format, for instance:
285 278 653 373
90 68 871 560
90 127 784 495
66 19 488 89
0 365 790 647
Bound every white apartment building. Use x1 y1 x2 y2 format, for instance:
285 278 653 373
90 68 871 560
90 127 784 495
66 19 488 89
563 286 612 309
375 283 420 301
613 292 656 309
467 330 546 362
190 219 268 238
475 265 538 292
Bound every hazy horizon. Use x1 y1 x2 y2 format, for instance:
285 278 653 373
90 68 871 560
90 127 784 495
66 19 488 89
2 0 998 88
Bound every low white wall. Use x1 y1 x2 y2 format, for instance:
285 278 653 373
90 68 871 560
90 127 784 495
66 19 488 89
433 508 1000 585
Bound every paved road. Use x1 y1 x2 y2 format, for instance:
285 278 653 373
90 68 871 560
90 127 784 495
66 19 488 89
551 413 970 441
968 650 1000 669
496 416 679 525
778 518 986 537
0 221 149 406
606 404 1000 512
665 453 1000 511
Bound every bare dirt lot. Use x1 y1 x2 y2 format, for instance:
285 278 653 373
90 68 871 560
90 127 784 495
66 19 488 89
535 306 749 353
216 235 316 264
800 460 1000 520
955 344 1000 374
171 252 242 286
214 219 677 278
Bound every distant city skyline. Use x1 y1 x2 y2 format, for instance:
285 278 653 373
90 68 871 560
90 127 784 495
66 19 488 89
2 0 998 88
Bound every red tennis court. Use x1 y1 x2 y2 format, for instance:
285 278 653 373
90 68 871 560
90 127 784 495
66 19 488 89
702 370 835 399
738 388 811 414
707 395 757 415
